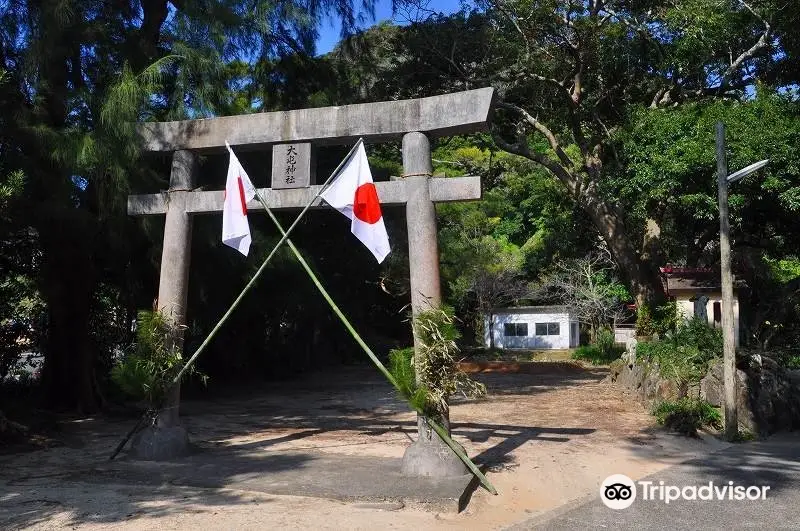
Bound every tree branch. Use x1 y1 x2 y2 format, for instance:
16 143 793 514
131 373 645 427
497 101 575 168
718 0 772 92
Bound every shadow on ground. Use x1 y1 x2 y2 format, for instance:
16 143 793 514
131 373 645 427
0 362 606 529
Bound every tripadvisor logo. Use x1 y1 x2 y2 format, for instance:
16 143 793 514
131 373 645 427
600 474 637 510
600 474 771 509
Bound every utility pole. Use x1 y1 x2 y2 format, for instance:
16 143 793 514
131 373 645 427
716 121 738 441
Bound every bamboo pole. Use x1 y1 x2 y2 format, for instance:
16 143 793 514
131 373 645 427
254 192 498 495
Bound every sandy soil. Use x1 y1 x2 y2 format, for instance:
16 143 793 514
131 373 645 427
0 362 730 530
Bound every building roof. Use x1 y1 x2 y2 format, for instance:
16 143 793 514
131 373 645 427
665 276 723 293
660 267 743 295
489 305 572 315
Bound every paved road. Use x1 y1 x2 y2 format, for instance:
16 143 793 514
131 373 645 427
514 433 800 530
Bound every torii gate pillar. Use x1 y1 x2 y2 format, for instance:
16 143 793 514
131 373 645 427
401 132 468 476
130 150 197 459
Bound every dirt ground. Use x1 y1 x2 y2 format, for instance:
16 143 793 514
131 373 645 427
0 362 730 530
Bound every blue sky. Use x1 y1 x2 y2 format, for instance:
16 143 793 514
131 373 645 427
315 0 470 55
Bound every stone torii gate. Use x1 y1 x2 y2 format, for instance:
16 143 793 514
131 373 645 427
128 88 495 476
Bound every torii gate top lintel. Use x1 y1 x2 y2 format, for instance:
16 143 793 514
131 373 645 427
138 87 495 153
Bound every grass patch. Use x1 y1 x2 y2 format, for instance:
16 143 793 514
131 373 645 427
652 398 722 436
571 345 624 365
571 327 623 365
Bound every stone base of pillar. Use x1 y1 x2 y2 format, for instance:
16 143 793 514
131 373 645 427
129 425 190 461
401 417 468 477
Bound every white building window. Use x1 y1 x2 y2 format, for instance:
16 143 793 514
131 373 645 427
535 322 560 336
504 323 528 337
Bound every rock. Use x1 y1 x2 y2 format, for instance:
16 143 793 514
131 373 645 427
129 425 190 461
624 337 638 367
619 363 646 394
608 359 625 382
655 379 678 401
701 357 800 435
687 383 701 399
709 361 724 382
643 372 661 401
611 350 800 435
760 355 781 372
700 372 722 407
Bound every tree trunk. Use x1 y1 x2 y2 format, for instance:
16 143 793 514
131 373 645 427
585 199 662 306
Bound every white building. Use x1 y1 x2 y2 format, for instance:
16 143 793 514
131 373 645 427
483 306 580 350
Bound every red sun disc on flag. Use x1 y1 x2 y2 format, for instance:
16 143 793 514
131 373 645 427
353 183 382 224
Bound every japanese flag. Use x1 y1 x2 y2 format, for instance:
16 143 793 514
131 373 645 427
321 141 390 263
222 142 257 256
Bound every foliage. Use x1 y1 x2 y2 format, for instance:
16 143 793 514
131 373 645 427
636 304 656 337
615 94 800 269
637 302 680 337
674 317 725 358
2 0 800 413
572 327 623 365
596 327 623 359
732 428 757 442
535 252 630 337
747 254 800 350
110 310 203 407
572 346 622 366
387 347 430 413
435 141 597 343
653 301 680 337
652 398 722 436
373 0 797 303
0 0 393 411
389 307 487 420
772 350 800 370
637 318 723 384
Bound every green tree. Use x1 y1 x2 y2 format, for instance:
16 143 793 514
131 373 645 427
0 0 378 411
381 0 795 305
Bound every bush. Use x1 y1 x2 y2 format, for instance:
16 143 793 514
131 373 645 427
636 302 679 337
388 306 486 420
636 304 655 336
387 347 429 413
572 327 623 365
595 327 615 355
636 318 722 384
672 317 723 358
110 310 204 407
774 350 800 369
652 398 722 436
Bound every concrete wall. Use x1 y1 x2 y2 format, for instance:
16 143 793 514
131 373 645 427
675 293 740 347
485 311 578 350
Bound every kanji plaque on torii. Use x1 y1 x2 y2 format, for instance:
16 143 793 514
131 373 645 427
128 88 495 474
271 142 312 188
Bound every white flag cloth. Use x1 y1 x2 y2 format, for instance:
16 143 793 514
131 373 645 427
321 142 391 263
222 142 257 256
